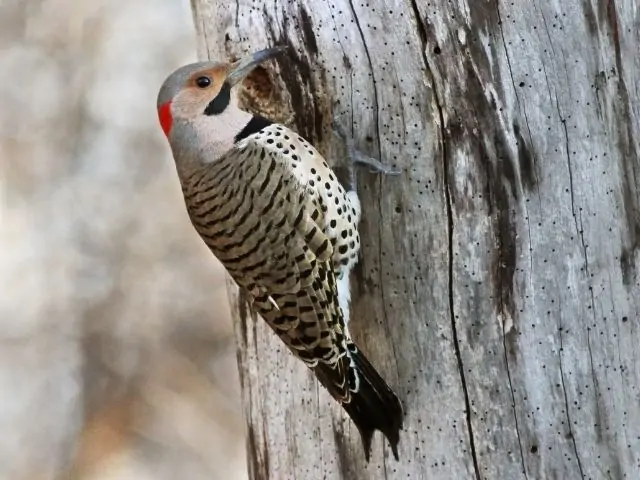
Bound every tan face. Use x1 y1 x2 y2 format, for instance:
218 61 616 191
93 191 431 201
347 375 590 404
170 64 230 120
157 47 287 138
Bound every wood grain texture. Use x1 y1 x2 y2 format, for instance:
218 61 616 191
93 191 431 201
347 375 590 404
192 1 640 478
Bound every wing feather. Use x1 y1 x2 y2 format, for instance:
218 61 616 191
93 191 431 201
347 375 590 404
185 129 350 394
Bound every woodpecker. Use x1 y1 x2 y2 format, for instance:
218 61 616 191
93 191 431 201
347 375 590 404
156 47 403 460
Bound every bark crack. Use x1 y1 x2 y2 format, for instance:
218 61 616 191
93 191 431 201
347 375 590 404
382 453 389 480
539 60 556 121
324 0 349 83
440 71 482 480
585 329 600 410
346 1 402 461
557 97 589 480
577 210 597 314
557 316 586 479
345 0 382 160
495 4 520 102
538 9 557 57
521 107 541 194
409 2 480 478
492 15 536 470
560 109 598 320
495 9 528 467
524 204 534 285
502 329 529 479
560 117 579 236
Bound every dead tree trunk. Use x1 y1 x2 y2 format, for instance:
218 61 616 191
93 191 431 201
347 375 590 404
191 1 640 478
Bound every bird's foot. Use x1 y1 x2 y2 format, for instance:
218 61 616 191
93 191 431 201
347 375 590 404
352 152 402 175
331 121 402 176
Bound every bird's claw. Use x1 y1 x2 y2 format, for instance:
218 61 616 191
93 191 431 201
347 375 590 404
357 155 402 175
331 120 401 176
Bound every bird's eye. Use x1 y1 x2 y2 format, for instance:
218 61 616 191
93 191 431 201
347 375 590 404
195 76 211 88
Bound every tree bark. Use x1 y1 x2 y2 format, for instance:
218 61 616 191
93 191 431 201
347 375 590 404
191 1 640 478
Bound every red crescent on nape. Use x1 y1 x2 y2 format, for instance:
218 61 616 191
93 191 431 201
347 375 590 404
158 101 173 137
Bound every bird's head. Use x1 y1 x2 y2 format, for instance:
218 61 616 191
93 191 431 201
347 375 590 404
156 47 286 141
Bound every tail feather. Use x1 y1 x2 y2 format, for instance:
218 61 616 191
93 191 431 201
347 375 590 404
314 347 404 461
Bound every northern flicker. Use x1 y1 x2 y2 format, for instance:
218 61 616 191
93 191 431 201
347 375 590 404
156 47 403 460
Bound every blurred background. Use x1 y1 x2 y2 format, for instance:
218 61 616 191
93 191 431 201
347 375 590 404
0 0 246 478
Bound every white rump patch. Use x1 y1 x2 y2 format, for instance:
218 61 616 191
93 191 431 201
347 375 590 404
337 273 352 325
346 190 361 225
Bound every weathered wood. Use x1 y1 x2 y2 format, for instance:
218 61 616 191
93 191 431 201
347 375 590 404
192 1 640 478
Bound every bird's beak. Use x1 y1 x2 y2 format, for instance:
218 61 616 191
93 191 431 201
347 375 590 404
226 46 287 86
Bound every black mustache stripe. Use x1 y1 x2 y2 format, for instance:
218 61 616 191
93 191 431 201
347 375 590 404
203 82 231 116
234 115 273 143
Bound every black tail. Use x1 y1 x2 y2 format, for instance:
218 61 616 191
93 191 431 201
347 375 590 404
314 347 404 461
